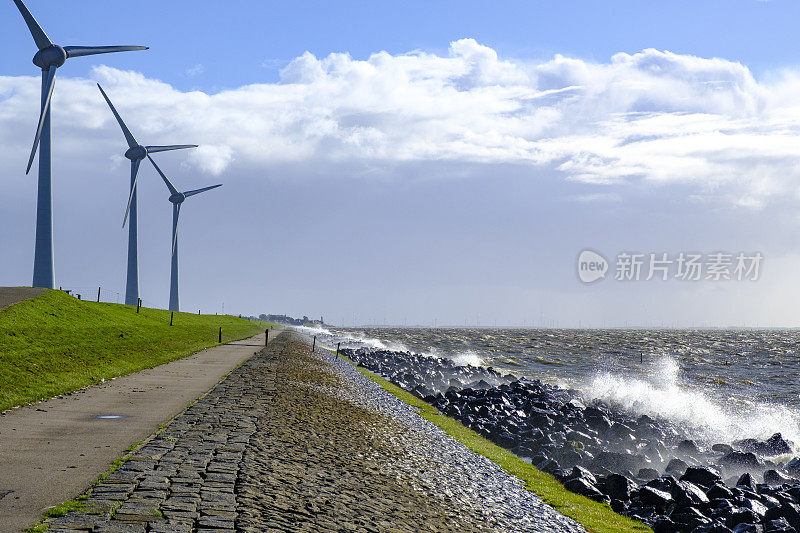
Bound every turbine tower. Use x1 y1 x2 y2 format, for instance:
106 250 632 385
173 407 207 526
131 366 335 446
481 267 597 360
148 156 222 312
12 0 147 288
97 84 197 306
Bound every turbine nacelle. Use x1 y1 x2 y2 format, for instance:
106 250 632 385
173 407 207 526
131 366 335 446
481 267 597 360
169 192 186 205
124 145 148 161
32 45 66 69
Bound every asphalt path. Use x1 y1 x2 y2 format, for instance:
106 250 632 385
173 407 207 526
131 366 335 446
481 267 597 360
0 330 280 532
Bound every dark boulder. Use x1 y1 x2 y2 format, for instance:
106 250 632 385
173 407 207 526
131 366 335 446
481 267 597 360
765 470 795 486
610 498 628 513
713 444 734 455
765 502 800 531
737 498 768 519
786 458 800 476
765 517 796 533
640 486 674 509
666 458 689 476
682 466 723 488
693 523 734 533
672 506 711 530
722 452 763 470
564 476 606 502
638 467 660 480
672 480 711 508
652 517 681 533
707 484 734 500
764 434 793 456
584 406 613 432
738 434 792 457
678 440 700 455
567 465 597 485
731 524 763 533
738 473 758 491
726 509 760 529
604 473 635 501
592 450 643 473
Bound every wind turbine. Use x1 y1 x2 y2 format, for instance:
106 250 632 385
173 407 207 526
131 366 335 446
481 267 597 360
148 157 222 312
12 0 147 288
97 84 197 306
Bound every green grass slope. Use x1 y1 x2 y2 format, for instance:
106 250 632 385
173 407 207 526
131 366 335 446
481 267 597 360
0 290 268 412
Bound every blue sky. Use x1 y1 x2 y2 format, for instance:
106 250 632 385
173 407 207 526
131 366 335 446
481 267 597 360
2 1 800 91
3 1 800 327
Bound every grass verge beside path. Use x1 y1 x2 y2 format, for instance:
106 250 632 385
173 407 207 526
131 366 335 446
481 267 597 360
349 361 651 533
0 289 270 412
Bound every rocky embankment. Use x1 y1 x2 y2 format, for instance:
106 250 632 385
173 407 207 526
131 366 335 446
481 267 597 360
343 347 800 533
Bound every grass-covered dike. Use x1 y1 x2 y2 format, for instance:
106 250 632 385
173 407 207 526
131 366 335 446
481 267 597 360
0 289 268 412
348 359 651 533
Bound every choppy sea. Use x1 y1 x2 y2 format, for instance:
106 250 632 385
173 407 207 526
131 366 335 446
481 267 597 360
300 326 800 449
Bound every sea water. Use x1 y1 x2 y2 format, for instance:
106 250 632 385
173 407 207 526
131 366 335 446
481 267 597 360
302 326 800 449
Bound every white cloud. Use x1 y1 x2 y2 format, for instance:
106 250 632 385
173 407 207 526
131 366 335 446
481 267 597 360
3 40 800 208
186 64 205 77
186 144 233 176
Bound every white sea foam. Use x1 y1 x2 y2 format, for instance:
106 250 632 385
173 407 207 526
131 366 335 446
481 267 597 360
296 325 409 352
450 350 485 367
583 357 800 448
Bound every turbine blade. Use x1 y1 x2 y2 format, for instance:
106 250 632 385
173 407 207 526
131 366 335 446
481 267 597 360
64 45 148 58
145 145 198 153
97 84 137 149
12 0 52 50
172 204 181 256
122 159 141 228
183 184 222 198
147 155 179 196
26 66 57 175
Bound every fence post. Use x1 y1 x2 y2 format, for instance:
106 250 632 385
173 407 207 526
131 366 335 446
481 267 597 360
136 298 141 313
170 312 174 326
265 329 269 346
97 287 101 303
77 294 81 300
312 336 316 354
336 342 340 358
218 327 222 343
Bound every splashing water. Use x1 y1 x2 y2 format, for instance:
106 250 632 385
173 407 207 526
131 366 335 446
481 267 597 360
295 326 800 448
584 357 800 447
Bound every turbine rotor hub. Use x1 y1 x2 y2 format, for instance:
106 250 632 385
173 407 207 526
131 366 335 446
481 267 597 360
169 193 185 204
32 45 67 70
124 146 147 161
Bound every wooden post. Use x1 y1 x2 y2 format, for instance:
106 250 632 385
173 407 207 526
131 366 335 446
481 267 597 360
136 298 141 313
198 310 200 315
77 294 81 300
640 352 643 364
97 287 101 302
336 342 340 358
312 336 316 354
265 329 269 346
170 312 174 326
218 327 222 343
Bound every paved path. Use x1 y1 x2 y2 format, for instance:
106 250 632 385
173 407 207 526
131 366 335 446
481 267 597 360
0 286 47 310
46 330 583 532
0 330 280 532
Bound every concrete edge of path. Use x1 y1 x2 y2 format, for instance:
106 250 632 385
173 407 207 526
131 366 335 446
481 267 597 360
0 327 284 532
0 287 48 311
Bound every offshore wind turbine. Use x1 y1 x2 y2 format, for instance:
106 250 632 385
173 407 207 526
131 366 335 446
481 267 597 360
12 0 147 288
148 156 222 312
97 84 197 306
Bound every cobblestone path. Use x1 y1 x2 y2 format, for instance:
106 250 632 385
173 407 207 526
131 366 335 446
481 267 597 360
44 331 583 533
